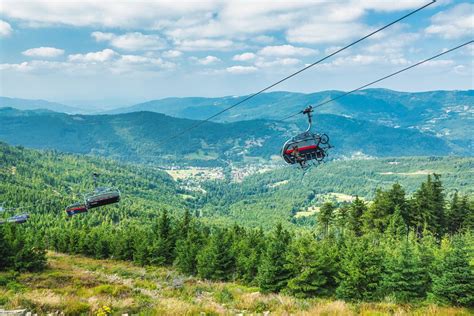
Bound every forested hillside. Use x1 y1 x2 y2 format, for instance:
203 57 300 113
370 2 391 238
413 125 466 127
1 143 473 313
110 89 473 151
0 107 467 168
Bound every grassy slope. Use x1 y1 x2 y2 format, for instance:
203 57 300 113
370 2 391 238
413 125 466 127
1 252 472 315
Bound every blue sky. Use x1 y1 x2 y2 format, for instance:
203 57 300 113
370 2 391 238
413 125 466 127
0 0 472 108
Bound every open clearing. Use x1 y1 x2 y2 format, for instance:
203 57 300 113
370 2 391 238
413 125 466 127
1 252 472 315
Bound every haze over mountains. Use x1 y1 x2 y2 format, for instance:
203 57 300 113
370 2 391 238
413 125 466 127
0 89 472 165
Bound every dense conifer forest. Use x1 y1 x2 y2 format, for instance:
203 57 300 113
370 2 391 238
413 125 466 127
0 142 473 311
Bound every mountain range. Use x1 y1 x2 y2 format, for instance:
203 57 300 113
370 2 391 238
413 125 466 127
0 89 472 165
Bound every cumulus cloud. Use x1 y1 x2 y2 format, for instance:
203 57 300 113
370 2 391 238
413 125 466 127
226 65 258 74
92 32 166 51
255 57 301 68
425 3 474 39
175 39 236 51
233 52 256 61
191 55 221 65
0 0 432 47
68 49 118 62
258 45 317 57
162 50 183 58
0 20 12 37
286 22 369 44
22 47 64 58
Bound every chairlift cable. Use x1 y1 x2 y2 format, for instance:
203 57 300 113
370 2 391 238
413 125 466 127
279 40 473 121
156 1 436 146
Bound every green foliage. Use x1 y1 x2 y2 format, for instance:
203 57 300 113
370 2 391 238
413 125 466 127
431 235 474 307
197 228 234 281
257 224 292 293
382 238 427 302
336 234 384 301
286 234 338 298
0 142 473 307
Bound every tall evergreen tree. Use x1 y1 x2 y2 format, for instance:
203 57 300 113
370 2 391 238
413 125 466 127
233 229 264 284
431 235 474 307
336 234 384 301
347 197 367 237
197 229 234 281
382 239 426 302
0 226 12 269
174 222 203 275
318 202 335 237
286 234 338 297
257 223 292 293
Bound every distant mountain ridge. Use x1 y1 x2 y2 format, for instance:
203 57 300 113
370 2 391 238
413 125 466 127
0 107 467 166
0 96 84 114
108 89 474 153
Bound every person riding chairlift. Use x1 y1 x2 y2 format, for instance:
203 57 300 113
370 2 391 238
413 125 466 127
291 145 306 168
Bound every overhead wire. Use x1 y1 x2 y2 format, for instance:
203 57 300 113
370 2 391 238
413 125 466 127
156 0 436 146
279 40 474 121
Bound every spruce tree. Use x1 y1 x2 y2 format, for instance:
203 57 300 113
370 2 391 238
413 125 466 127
385 207 407 240
233 229 264 284
318 202 335 238
286 234 338 298
382 239 426 302
257 223 292 293
174 223 203 275
0 226 12 269
347 197 367 237
197 229 234 281
431 235 474 307
336 234 384 301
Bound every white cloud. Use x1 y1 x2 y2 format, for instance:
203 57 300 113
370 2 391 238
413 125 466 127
286 21 369 44
258 44 317 57
226 65 258 74
176 39 236 51
233 52 256 61
68 49 118 62
255 57 301 68
22 47 64 58
0 20 12 37
192 55 221 65
162 50 183 58
92 32 166 51
1 0 429 47
425 3 474 39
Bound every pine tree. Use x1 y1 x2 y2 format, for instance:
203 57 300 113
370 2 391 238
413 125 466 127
12 232 46 272
336 234 384 301
363 189 390 233
385 207 407 240
446 192 469 234
0 226 12 269
318 202 335 238
133 231 150 266
347 197 367 237
431 235 474 307
233 229 264 284
197 229 234 281
257 223 292 293
382 239 426 302
152 209 175 265
430 174 446 237
286 234 338 298
174 223 203 275
336 204 349 236
416 229 436 295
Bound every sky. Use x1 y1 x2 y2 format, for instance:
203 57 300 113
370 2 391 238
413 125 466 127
0 0 473 108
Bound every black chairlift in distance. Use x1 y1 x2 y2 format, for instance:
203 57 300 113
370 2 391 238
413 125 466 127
84 173 121 209
281 106 332 168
